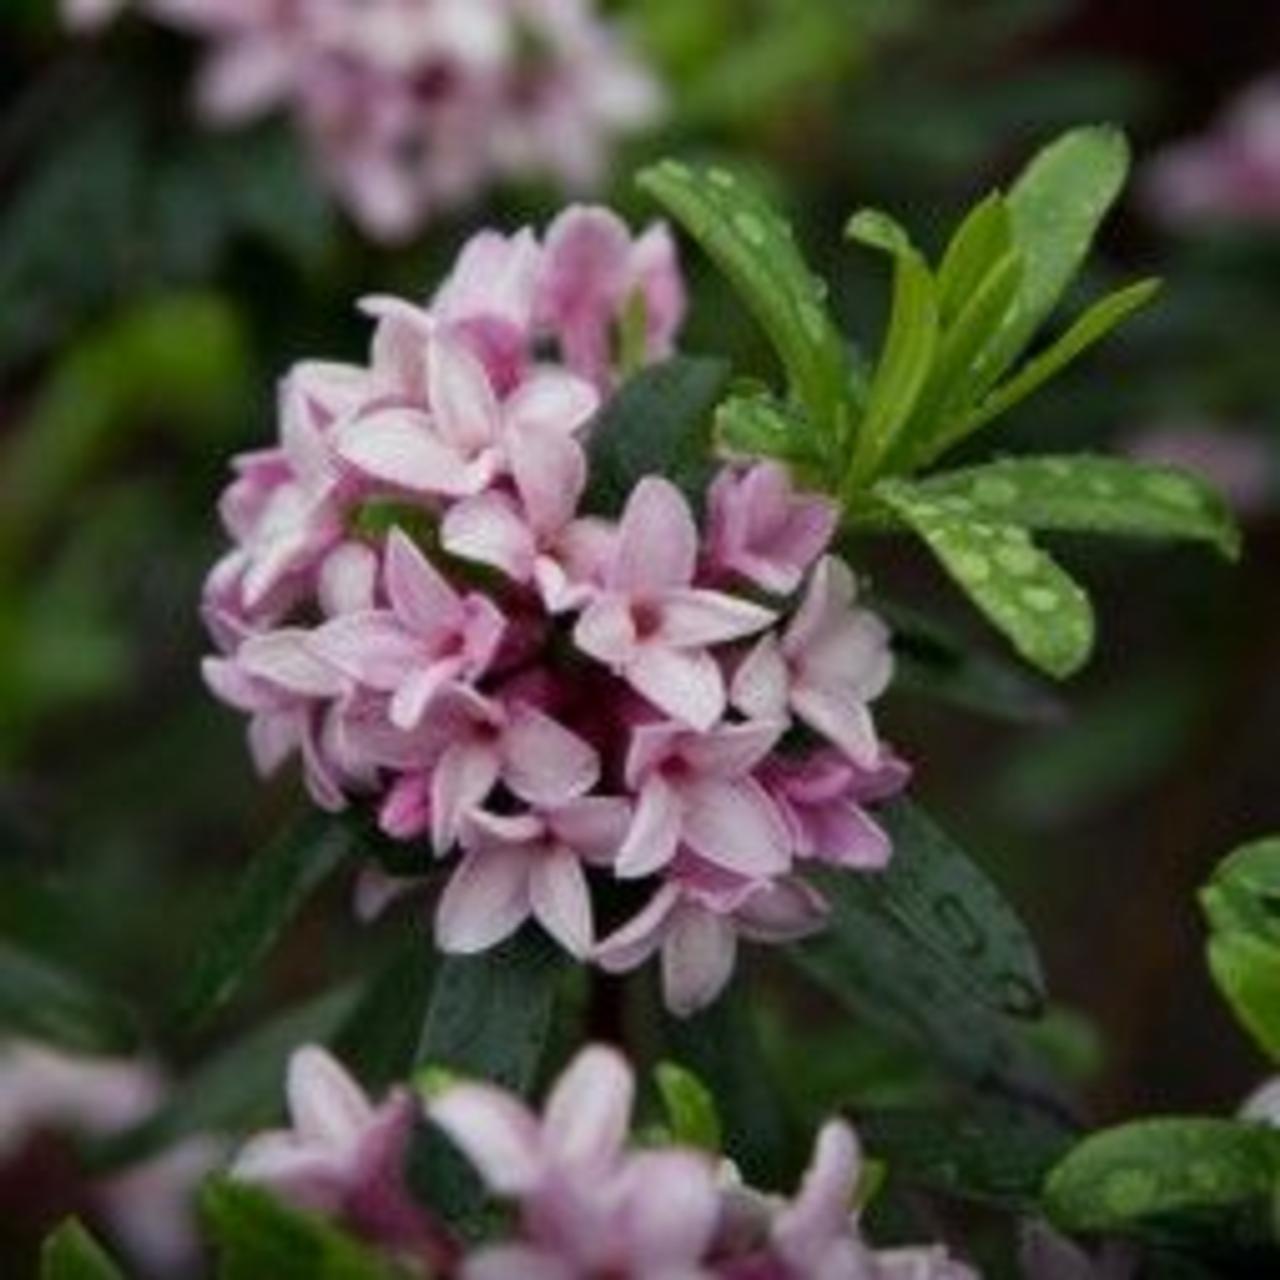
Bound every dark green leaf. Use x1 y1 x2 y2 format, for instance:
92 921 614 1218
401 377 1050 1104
844 210 940 489
638 160 860 446
0 938 136 1055
955 279 1160 446
655 1061 723 1153
897 454 1240 560
40 1220 127 1280
875 479 1095 679
663 982 792 1185
583 356 730 515
859 1096 1074 1210
1044 1118 1280 1252
987 126 1130 379
176 814 361 1030
203 1180 406 1280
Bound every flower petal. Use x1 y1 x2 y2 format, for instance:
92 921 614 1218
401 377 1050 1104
336 408 492 495
434 849 530 954
594 884 680 973
286 1046 374 1148
428 333 501 453
442 493 535 580
620 1150 720 1266
529 850 594 959
542 1045 634 1175
681 779 791 878
239 629 346 698
501 705 600 806
504 368 599 440
310 612 421 691
615 776 682 878
610 478 697 592
628 643 725 732
661 906 737 1017
385 527 460 633
658 589 776 648
431 740 502 851
791 683 883 769
427 1086 543 1196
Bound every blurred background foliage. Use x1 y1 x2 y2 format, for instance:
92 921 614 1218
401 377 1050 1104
3 0 1280 1268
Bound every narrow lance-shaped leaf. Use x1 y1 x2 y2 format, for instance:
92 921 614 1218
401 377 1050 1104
935 191 1015 323
583 356 730 515
888 455 1241 560
946 279 1160 453
983 125 1130 381
843 210 940 492
176 813 360 1030
1044 1119 1280 1251
0 938 137 1056
637 160 860 451
40 1220 127 1280
874 479 1095 679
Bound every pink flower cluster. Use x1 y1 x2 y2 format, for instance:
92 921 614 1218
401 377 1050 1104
1144 76 1280 229
202 208 904 1016
233 1044 978 1279
64 0 661 243
0 1040 219 1276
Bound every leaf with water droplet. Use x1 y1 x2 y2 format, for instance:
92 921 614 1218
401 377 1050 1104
874 478 1096 679
637 159 863 451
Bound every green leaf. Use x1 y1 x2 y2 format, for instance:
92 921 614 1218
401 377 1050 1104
583 356 731 515
714 393 827 479
89 988 357 1170
1201 838 1280 1062
176 814 360 1030
655 1061 723 1153
637 160 860 446
987 125 1130 379
875 479 1095 679
844 210 940 490
859 1096 1074 1210
1044 1118 1280 1251
954 279 1160 446
662 982 792 1185
203 1180 407 1280
0 938 136 1055
40 1220 127 1280
897 454 1241 560
936 192 1015 324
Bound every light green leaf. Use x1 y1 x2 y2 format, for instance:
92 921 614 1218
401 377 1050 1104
1206 932 1280 1066
1044 1118 1280 1250
41 1220 127 1280
951 279 1160 448
176 814 360 1030
875 479 1095 679
203 1180 408 1280
987 125 1130 379
0 938 137 1056
844 210 940 490
638 160 860 448
655 1061 723 1153
936 191 1015 323
714 393 827 479
583 356 730 515
895 454 1240 559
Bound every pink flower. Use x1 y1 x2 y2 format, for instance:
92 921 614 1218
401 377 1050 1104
1127 422 1274 516
61 0 127 33
538 206 686 389
0 1041 217 1277
428 1045 721 1278
732 557 892 766
232 1045 453 1266
760 748 910 871
312 528 506 731
443 430 614 612
595 857 826 1016
574 479 776 731
706 462 838 595
615 720 790 881
336 326 598 499
436 797 630 958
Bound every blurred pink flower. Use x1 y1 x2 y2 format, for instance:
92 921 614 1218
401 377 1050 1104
1126 422 1274 516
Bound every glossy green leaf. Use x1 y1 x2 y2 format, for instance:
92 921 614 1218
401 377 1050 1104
1202 838 1280 943
714 393 829 478
898 455 1240 559
953 279 1160 448
1206 932 1280 1065
176 814 360 1030
655 1061 723 1153
935 192 1015 323
40 1220 127 1280
638 160 860 445
0 938 136 1055
203 1181 407 1280
860 1096 1074 1210
844 210 940 489
987 125 1130 379
1044 1118 1280 1250
875 479 1095 679
583 356 730 515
